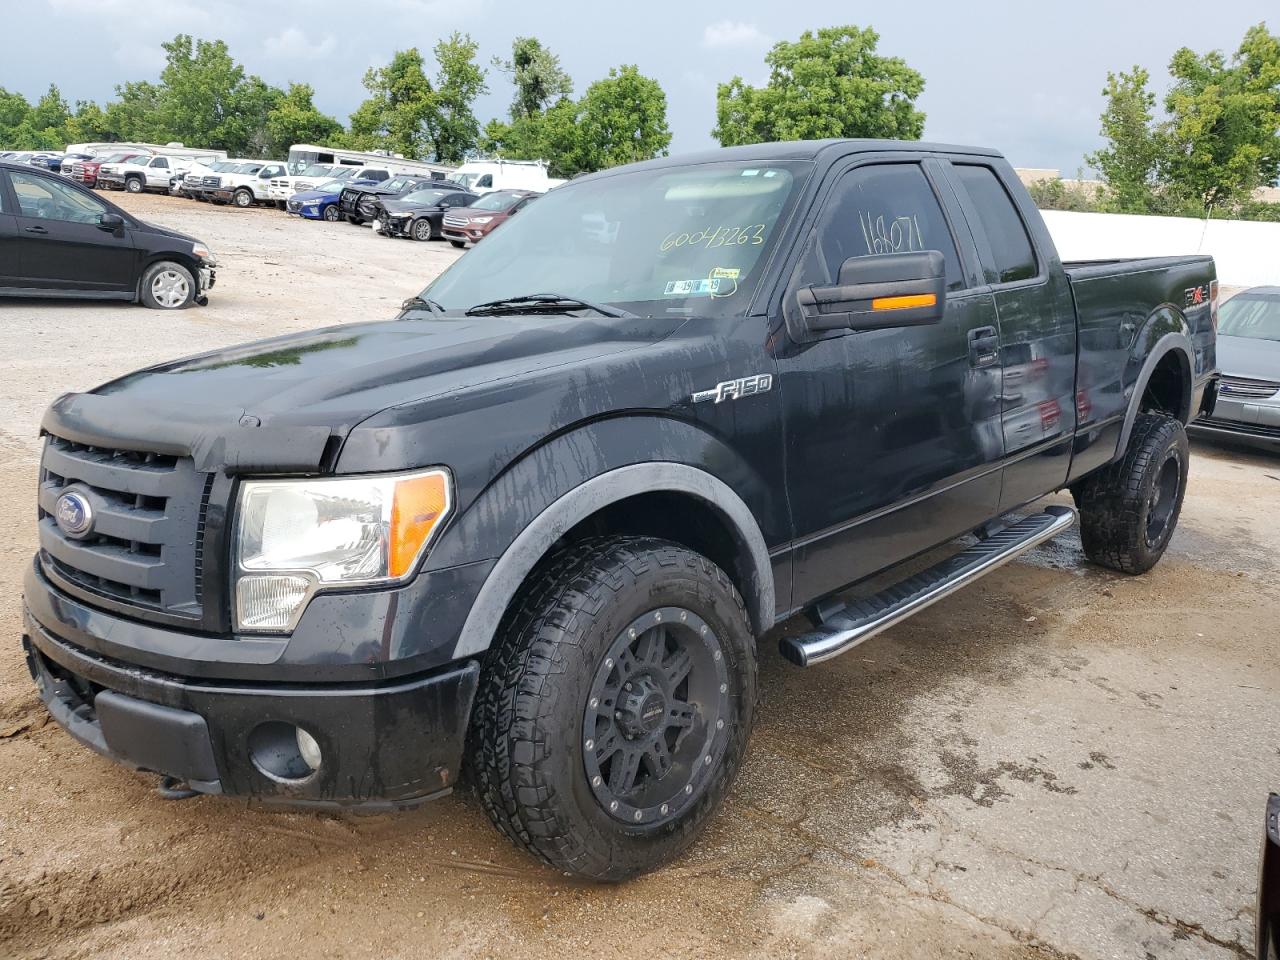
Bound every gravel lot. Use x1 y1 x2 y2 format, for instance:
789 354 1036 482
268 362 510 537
1 191 1277 960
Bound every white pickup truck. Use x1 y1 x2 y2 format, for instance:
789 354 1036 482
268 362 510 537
206 161 289 207
98 154 217 194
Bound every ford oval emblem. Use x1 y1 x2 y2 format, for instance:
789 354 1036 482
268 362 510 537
54 491 94 540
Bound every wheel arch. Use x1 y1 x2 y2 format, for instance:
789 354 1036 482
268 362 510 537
450 462 775 659
1116 325 1194 456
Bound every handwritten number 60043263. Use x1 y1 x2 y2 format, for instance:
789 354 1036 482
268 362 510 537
660 224 766 252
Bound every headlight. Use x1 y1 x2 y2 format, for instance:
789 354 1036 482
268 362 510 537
192 242 215 261
471 217 493 224
233 468 452 632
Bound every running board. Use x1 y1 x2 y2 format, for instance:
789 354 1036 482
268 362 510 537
779 506 1077 667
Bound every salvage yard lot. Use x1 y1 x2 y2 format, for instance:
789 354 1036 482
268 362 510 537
1 192 1277 960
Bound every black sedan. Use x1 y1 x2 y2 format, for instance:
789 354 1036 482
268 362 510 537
376 187 479 241
0 160 216 309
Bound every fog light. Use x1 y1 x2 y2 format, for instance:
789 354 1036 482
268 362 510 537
236 574 313 632
248 721 321 782
296 727 322 771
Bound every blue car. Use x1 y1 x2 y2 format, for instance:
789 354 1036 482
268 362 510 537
285 178 349 221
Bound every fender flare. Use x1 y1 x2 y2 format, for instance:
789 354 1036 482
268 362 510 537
451 462 775 658
1116 330 1194 455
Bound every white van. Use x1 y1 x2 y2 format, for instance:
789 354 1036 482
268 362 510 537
449 159 564 195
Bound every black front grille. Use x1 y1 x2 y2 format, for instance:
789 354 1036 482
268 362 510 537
286 198 302 212
38 435 213 621
1196 416 1280 439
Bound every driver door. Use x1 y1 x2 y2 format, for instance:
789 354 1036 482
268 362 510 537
9 170 137 292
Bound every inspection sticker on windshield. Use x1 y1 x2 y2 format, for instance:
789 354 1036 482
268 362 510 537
664 278 722 296
709 267 740 280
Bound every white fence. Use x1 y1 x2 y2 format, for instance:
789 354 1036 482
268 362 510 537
1041 210 1280 289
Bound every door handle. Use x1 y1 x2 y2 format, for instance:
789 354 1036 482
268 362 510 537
967 325 1000 367
24 225 48 235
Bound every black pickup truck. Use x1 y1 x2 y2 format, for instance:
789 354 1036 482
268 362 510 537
22 140 1217 881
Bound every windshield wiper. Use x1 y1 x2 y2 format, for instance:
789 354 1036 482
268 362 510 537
400 295 446 317
464 293 633 318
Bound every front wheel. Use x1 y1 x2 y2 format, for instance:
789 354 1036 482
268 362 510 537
449 239 465 249
139 261 196 310
1073 412 1189 574
233 188 253 208
321 204 340 222
124 178 143 194
470 537 757 882
412 218 434 241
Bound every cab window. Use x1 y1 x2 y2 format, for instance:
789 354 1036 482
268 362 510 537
9 171 109 225
806 163 964 292
952 165 1037 284
151 157 169 169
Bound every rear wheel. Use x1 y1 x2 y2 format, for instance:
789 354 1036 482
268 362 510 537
139 261 195 310
274 200 286 210
412 218 434 241
1073 412 1189 574
471 537 757 882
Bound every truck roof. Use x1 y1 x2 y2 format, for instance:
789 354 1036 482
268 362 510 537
578 138 1003 183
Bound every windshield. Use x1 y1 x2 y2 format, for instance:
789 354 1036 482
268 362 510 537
472 191 525 212
1218 295 1280 342
423 160 810 317
382 176 416 192
452 172 481 190
403 189 449 204
332 168 357 180
103 152 134 163
212 161 237 172
236 163 264 174
314 180 346 193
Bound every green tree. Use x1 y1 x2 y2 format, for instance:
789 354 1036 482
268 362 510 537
1086 67 1165 213
1162 22 1280 211
713 25 925 146
576 65 671 171
264 82 341 157
492 36 572 121
426 32 488 162
154 35 284 156
349 48 436 157
103 80 165 143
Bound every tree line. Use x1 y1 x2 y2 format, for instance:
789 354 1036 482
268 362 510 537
1034 22 1280 221
1 22 1276 216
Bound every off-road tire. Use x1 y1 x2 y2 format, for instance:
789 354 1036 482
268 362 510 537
346 215 365 226
470 537 757 882
233 188 253 208
1073 412 1189 574
124 176 144 194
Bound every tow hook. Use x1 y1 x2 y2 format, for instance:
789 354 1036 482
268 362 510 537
156 775 200 800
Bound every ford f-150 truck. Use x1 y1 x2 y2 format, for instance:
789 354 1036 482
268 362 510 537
22 140 1217 882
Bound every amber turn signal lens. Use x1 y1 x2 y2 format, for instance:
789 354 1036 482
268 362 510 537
871 293 937 311
389 470 452 578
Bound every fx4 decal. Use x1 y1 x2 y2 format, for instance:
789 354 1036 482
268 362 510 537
692 374 774 404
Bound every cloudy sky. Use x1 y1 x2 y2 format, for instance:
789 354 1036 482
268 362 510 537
3 0 1271 174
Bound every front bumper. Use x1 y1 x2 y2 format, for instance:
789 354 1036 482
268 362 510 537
378 215 413 237
97 172 124 189
24 603 479 808
1189 394 1280 452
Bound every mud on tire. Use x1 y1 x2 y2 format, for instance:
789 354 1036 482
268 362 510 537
469 536 757 882
1073 412 1189 574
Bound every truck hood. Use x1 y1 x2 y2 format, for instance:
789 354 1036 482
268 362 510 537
46 313 687 474
1217 335 1280 382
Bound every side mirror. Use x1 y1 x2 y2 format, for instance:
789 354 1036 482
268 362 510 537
98 213 125 234
796 250 946 333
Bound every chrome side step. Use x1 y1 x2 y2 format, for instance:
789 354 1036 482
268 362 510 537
779 506 1077 667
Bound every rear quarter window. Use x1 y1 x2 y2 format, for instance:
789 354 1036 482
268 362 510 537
953 165 1038 284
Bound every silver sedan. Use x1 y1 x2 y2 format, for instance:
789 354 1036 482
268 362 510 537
1190 286 1280 451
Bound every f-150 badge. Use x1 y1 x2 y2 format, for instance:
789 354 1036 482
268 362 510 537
692 374 774 404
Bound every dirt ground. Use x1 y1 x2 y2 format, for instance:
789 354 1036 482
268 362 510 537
0 192 1277 960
